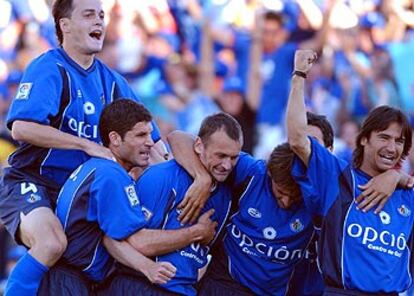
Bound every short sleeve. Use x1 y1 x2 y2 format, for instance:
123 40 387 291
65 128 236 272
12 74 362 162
292 137 347 216
6 56 62 130
230 152 263 186
90 168 147 240
134 164 177 228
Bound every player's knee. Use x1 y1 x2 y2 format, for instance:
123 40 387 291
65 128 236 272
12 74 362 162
29 221 67 264
32 234 67 262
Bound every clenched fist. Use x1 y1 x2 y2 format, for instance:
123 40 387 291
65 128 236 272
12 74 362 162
294 50 318 74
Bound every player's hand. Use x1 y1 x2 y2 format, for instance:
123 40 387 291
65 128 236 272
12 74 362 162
178 175 212 224
294 49 317 74
82 139 114 160
356 169 399 214
397 171 414 189
143 261 177 284
193 209 218 246
149 146 168 164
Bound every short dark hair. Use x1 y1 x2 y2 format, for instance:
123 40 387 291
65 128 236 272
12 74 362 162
99 99 152 147
264 11 284 25
198 112 243 146
353 106 412 167
307 112 334 148
52 0 74 45
267 143 301 202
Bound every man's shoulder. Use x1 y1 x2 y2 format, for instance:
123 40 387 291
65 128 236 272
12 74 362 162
90 158 127 175
236 152 265 173
24 49 61 73
94 58 126 81
68 158 128 185
141 160 182 179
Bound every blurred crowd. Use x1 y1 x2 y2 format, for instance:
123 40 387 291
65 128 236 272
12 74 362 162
1 0 414 292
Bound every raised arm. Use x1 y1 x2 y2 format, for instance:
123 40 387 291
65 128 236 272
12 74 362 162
11 120 113 160
126 209 217 257
103 237 176 284
286 50 317 165
299 0 334 51
167 131 212 224
246 10 263 112
296 0 323 30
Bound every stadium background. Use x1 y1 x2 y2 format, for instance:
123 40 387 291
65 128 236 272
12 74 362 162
1 0 414 294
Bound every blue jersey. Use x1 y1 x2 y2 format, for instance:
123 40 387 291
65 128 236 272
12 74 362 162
134 160 233 296
221 153 314 295
259 43 297 125
55 158 147 282
292 138 414 293
6 48 161 187
232 32 297 125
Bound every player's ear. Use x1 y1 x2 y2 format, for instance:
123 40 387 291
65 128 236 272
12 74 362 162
194 136 203 155
360 136 368 147
108 131 121 147
60 18 70 34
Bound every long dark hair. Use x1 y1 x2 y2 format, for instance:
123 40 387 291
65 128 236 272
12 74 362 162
353 106 412 167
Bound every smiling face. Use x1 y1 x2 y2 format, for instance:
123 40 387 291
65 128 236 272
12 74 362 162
359 122 405 176
114 121 154 171
61 0 105 58
195 129 242 182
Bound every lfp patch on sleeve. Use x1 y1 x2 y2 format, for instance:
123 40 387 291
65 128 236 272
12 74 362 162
124 185 140 207
15 83 33 100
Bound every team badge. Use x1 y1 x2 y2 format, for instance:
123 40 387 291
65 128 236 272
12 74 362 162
142 206 153 221
15 83 33 100
263 227 277 240
247 207 262 218
27 194 42 203
379 211 391 225
124 185 139 207
290 219 304 232
397 205 411 217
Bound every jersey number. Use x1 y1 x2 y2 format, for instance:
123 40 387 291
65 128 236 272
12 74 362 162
20 182 38 195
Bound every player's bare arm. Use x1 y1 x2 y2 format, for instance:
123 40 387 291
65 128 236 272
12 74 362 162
167 130 212 224
103 237 176 284
357 169 414 213
286 49 317 165
12 120 113 160
126 209 217 257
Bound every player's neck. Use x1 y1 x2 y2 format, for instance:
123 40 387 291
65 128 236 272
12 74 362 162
210 181 217 192
62 46 95 69
115 157 132 172
358 163 380 178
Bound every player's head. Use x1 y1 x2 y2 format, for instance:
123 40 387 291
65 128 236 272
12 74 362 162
306 112 334 151
195 113 243 182
53 0 105 53
99 99 153 170
353 105 412 175
267 143 302 209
